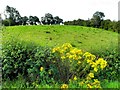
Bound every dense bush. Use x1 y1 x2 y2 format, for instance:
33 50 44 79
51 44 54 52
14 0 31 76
96 49 120 81
2 39 59 86
52 43 108 88
2 39 119 88
2 40 36 79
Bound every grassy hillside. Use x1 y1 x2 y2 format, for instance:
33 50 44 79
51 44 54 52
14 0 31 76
2 25 118 54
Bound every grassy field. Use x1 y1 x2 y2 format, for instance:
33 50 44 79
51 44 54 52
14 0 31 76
2 25 118 54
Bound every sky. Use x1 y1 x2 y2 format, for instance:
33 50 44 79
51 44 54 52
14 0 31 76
0 0 119 21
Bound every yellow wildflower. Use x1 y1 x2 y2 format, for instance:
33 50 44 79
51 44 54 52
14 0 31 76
61 84 68 89
69 55 73 59
62 43 72 48
87 84 92 88
66 53 71 57
100 60 107 69
87 59 94 65
77 61 81 64
93 79 100 84
73 54 78 60
40 67 44 72
88 73 94 78
60 49 64 54
52 47 60 53
76 49 82 55
73 76 77 80
61 56 66 59
91 63 97 68
94 67 98 72
90 54 96 60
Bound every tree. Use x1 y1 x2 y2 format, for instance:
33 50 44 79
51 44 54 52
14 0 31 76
54 16 63 24
21 16 28 25
100 19 111 30
41 13 63 25
5 5 22 25
28 16 34 25
45 13 54 25
91 11 105 28
28 16 40 25
41 13 54 25
33 16 40 25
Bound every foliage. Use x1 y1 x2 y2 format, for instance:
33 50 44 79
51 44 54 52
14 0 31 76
64 11 119 33
41 13 63 25
2 19 10 26
52 43 107 88
91 11 105 28
28 16 40 25
96 48 120 81
5 5 22 25
2 74 28 88
2 38 59 85
2 39 36 79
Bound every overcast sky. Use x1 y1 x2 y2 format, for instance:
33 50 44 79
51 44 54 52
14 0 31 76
0 0 119 21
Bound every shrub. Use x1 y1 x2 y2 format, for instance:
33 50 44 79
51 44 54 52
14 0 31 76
2 39 58 85
2 39 36 79
52 43 107 88
96 48 120 81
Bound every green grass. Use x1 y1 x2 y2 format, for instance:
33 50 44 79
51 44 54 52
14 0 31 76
2 25 118 55
2 77 120 88
101 80 120 88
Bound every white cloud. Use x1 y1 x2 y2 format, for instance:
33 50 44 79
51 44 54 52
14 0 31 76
0 0 119 21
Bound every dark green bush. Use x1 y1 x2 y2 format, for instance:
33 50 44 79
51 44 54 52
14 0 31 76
2 40 36 79
95 48 120 81
2 39 60 85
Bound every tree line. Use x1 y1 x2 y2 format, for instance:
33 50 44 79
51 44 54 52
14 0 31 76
1 5 120 33
64 11 120 33
1 5 63 26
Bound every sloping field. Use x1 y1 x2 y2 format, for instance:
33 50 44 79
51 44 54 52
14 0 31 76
2 25 118 54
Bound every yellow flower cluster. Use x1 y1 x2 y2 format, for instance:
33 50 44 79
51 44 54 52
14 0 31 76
83 52 96 61
52 43 83 61
96 58 107 70
90 58 107 72
87 79 101 88
53 43 107 73
88 73 94 78
52 43 107 89
52 47 61 53
86 72 94 80
61 84 68 89
84 52 107 72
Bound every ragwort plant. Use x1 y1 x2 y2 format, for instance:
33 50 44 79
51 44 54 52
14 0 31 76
52 43 107 88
